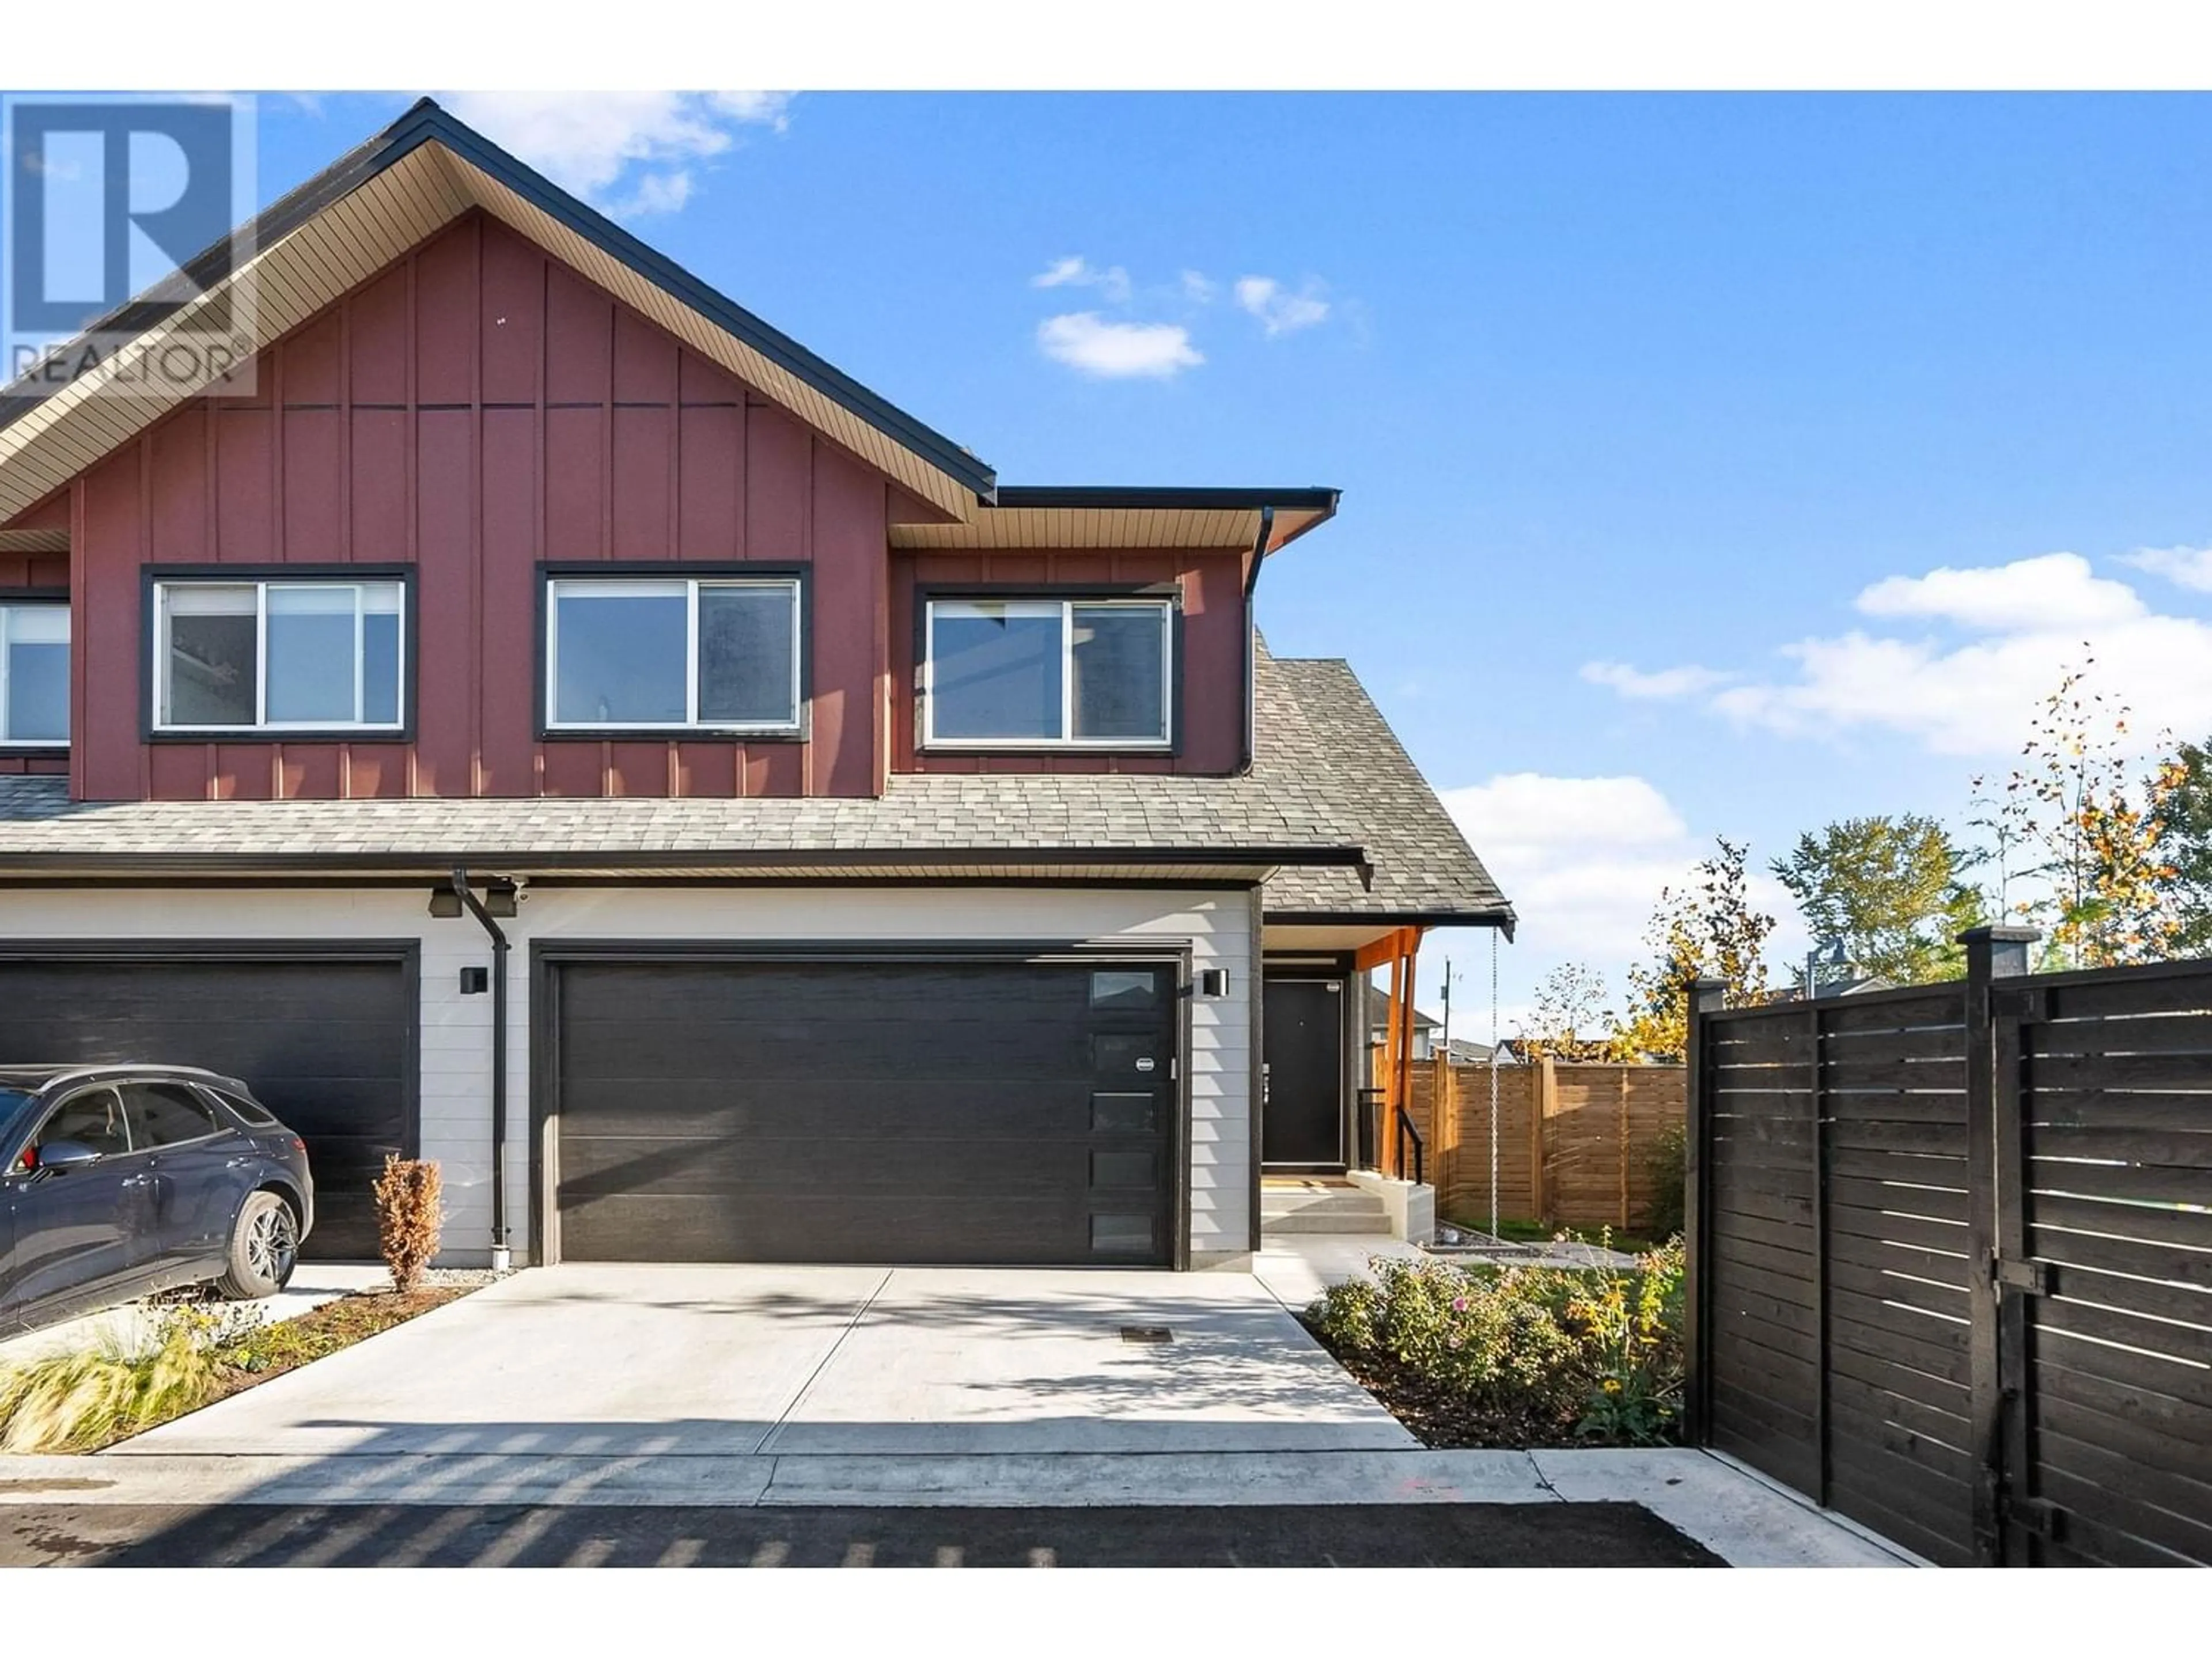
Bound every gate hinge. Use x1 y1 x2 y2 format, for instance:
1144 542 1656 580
2009 1497 2066 1542
1993 1256 2050 1295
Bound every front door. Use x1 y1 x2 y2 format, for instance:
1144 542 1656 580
1263 977 1346 1167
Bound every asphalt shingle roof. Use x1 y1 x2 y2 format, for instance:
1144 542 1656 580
1250 643 1509 923
0 645 1510 927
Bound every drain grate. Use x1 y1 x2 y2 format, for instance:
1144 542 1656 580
1120 1325 1174 1344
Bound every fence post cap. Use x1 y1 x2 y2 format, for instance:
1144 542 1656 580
1685 975 1728 1011
1956 924 2041 945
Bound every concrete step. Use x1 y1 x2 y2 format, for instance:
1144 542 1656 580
1261 1187 1393 1236
1262 1210 1394 1236
1261 1188 1387 1217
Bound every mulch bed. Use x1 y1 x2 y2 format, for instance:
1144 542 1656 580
99 1287 467 1450
1299 1317 1595 1450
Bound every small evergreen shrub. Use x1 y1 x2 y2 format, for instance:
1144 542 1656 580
371 1155 443 1293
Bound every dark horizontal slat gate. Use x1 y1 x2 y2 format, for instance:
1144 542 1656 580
1688 934 2212 1568
0 944 418 1260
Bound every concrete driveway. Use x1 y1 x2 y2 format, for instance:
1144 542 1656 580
113 1264 1414 1460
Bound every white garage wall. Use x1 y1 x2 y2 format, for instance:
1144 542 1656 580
0 884 1256 1267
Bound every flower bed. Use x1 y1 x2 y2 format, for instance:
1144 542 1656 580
0 1286 467 1454
1303 1238 1685 1448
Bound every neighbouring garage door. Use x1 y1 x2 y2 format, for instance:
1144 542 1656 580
549 955 1181 1266
0 947 416 1260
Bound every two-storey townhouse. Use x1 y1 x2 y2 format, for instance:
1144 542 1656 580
0 101 1511 1269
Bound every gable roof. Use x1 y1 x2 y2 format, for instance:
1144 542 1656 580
0 647 1512 931
1252 641 1512 928
0 98 996 525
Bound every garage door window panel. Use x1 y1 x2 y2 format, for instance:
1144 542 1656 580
154 579 406 734
547 577 801 734
0 603 69 746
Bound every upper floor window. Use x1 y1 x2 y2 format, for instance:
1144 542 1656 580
923 597 1173 748
545 575 801 734
0 602 68 747
154 577 406 734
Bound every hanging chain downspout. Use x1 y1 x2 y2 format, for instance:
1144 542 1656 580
450 866 512 1271
1489 927 1501 1243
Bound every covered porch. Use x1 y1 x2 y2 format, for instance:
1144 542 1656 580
1257 921 1474 1245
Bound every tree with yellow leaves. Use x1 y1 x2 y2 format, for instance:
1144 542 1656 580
1515 961 1630 1062
1974 656 2184 969
1619 836 1775 1061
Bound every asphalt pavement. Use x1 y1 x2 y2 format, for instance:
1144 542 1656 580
0 1500 1725 1567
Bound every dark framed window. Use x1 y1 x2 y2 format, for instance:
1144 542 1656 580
0 601 68 747
152 577 406 734
545 575 802 733
923 597 1172 748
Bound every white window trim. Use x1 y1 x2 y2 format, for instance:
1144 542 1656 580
544 575 804 734
0 601 69 748
921 596 1175 750
151 578 407 736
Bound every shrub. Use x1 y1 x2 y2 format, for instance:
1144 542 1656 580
371 1155 443 1293
1310 1237 1686 1446
1643 1120 1687 1240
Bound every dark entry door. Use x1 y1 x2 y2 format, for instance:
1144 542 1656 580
550 956 1180 1266
1263 977 1345 1166
0 950 415 1260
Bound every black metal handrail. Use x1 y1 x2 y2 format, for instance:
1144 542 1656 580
1394 1103 1425 1188
1355 1086 1382 1171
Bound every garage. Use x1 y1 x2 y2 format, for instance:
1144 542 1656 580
0 944 418 1260
542 950 1183 1267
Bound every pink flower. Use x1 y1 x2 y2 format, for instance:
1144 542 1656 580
1451 1296 1468 1312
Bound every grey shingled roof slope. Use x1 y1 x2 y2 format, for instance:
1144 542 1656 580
0 648 1509 925
1251 641 1510 923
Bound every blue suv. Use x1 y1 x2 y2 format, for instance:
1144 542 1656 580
0 1065 316 1336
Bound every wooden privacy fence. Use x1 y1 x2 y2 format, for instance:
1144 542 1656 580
1688 929 2212 1567
1404 1056 1685 1231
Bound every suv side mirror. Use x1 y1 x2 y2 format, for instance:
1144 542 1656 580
33 1139 100 1175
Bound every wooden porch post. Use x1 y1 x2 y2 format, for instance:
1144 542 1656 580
1384 949 1405 1176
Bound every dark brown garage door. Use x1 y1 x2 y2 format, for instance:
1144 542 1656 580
0 946 416 1259
548 955 1180 1266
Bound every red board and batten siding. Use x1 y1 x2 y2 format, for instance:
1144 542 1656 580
888 549 1248 775
64 211 889 802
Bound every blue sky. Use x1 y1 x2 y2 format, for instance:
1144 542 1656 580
251 92 2212 1033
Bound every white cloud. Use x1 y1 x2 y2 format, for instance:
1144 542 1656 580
1421 772 1809 1043
1580 660 1733 701
1440 774 1697 965
1855 552 2143 631
1036 312 1202 380
438 91 791 217
2120 544 2212 593
1586 548 2212 758
1234 274 1330 336
1031 256 1132 304
1180 270 1218 304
